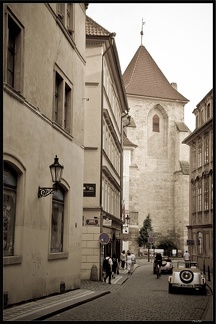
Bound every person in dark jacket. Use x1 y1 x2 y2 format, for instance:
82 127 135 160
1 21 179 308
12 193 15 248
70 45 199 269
112 253 119 278
154 253 162 277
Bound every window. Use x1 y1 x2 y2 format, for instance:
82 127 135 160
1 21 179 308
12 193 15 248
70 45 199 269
64 83 71 131
192 183 196 213
153 114 159 132
197 181 202 212
6 12 23 92
197 140 202 168
206 103 210 119
192 144 196 170
3 163 17 256
197 232 203 255
204 179 209 211
51 187 64 253
57 3 74 38
204 136 209 164
54 69 72 132
66 3 74 35
55 72 63 125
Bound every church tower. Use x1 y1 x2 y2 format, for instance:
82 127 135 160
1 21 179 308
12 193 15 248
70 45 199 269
123 28 191 254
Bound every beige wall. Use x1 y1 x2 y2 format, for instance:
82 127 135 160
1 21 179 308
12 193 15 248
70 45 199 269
3 3 86 305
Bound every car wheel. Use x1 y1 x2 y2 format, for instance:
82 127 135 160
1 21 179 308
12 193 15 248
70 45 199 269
179 270 194 284
168 283 174 293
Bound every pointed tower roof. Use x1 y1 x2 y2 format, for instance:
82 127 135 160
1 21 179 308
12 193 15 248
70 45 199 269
123 45 188 102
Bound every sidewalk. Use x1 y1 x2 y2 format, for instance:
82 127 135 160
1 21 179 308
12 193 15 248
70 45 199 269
3 267 133 321
3 261 213 321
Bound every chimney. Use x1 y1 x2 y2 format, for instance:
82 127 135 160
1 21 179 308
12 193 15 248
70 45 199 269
171 82 177 90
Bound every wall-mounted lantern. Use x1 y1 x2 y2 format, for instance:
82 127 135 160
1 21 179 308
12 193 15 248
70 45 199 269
125 214 130 225
38 155 64 198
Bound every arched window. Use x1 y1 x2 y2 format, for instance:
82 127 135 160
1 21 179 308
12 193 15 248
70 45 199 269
51 186 64 253
153 114 159 132
3 163 17 256
197 232 203 255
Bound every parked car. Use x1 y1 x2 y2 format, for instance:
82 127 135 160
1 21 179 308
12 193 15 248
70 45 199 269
153 256 173 274
168 261 207 294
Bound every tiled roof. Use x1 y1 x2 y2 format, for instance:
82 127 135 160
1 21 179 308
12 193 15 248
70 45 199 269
179 161 189 175
123 45 189 102
175 122 190 132
123 133 137 147
86 15 111 36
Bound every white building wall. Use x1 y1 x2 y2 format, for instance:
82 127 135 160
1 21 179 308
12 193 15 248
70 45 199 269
126 96 190 251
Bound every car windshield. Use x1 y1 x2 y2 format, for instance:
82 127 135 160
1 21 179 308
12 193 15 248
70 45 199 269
177 261 197 268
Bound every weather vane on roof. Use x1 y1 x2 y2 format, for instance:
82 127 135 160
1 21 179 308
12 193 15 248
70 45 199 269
140 18 146 46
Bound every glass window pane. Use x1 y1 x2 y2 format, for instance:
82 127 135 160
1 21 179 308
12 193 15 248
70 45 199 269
3 190 16 256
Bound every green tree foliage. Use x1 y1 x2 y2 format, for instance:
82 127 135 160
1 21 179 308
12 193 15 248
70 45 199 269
157 239 178 256
137 213 153 248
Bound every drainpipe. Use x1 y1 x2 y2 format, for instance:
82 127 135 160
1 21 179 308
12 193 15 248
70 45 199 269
99 33 116 281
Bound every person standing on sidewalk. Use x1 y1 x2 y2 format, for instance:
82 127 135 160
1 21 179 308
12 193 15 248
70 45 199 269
131 252 136 272
120 250 126 269
103 253 113 284
183 250 190 268
126 251 133 274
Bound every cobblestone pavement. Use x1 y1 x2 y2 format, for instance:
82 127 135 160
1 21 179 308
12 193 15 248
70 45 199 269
3 258 213 321
45 259 213 322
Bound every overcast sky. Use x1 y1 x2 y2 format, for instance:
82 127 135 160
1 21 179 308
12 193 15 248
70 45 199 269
87 3 213 131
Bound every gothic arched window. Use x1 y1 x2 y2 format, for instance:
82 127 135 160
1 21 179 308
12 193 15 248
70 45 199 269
153 114 159 132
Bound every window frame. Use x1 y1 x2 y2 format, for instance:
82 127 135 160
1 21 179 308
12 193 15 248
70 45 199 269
50 186 65 253
54 65 72 133
4 8 24 93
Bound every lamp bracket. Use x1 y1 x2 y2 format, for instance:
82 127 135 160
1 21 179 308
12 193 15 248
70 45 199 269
38 186 55 198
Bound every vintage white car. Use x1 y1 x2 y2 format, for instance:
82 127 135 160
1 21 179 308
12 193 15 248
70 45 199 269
153 256 173 274
168 261 207 294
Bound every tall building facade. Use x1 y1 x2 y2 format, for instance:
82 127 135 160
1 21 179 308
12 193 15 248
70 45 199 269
3 3 87 306
82 16 129 280
122 45 191 254
183 89 213 272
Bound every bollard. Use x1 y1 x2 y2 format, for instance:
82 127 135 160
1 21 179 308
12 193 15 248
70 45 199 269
207 265 211 281
90 264 98 281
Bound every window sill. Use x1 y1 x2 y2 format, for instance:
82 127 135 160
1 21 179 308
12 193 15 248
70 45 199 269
3 255 22 266
48 252 69 260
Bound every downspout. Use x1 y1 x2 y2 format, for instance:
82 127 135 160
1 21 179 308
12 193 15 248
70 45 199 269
99 33 116 280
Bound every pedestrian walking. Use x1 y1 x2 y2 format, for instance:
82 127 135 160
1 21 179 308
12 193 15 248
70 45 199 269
131 252 136 272
103 253 113 284
120 250 126 269
126 251 133 274
183 250 190 268
112 253 119 278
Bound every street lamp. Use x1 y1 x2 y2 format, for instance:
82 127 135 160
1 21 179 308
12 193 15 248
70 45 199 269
38 155 64 198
